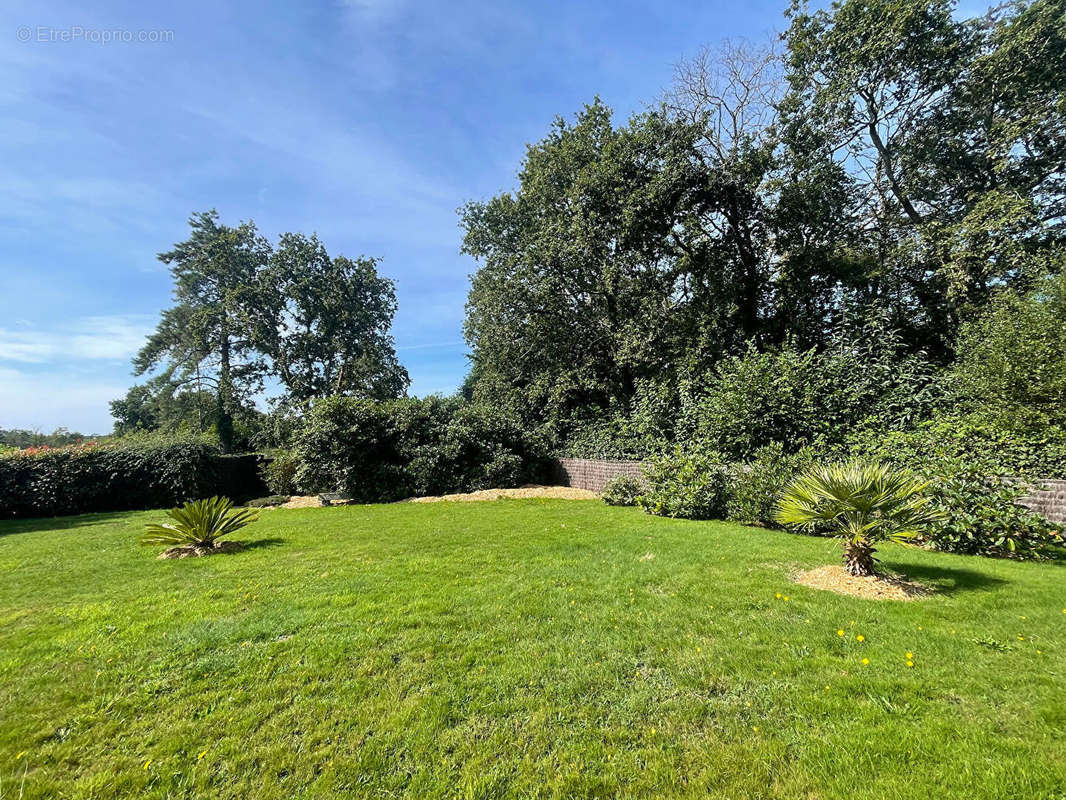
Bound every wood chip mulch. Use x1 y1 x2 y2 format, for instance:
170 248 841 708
794 565 932 601
399 485 600 503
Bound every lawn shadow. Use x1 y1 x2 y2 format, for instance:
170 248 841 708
882 561 1008 595
0 511 139 538
238 537 285 552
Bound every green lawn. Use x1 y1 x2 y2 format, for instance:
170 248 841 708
1 500 1064 799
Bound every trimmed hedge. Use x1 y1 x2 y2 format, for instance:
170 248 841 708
0 439 268 519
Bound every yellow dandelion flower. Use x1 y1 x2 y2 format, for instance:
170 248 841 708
906 661 914 668
837 629 845 637
906 652 913 659
16 751 25 760
198 751 207 761
144 759 152 770
856 635 865 642
776 593 782 599
861 658 869 665
752 726 759 732
783 596 789 601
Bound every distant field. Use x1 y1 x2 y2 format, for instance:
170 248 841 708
1 500 1064 799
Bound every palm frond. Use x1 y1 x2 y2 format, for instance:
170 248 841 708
775 462 942 545
140 496 259 547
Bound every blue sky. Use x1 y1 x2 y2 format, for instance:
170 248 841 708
0 0 798 433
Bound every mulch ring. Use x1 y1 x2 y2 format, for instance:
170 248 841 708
158 541 245 560
794 565 932 601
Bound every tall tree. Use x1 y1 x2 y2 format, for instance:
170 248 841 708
134 210 271 452
782 0 1066 352
252 232 409 403
461 101 696 430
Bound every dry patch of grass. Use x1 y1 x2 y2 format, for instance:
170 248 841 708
795 564 932 600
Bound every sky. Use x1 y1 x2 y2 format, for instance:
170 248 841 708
0 0 809 433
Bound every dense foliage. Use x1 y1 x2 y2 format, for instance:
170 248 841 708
725 443 816 528
919 463 1064 559
0 436 266 519
291 396 547 502
600 475 645 507
636 448 733 520
460 0 1066 464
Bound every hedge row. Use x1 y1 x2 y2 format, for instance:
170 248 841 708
0 440 268 519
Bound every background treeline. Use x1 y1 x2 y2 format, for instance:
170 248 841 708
461 0 1066 475
3 0 1064 533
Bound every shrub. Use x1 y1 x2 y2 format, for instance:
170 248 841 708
726 443 816 527
262 450 299 495
141 496 259 549
775 462 942 576
601 474 645 506
919 462 1063 559
637 447 732 520
0 435 246 519
678 315 937 460
293 396 546 502
848 411 1066 478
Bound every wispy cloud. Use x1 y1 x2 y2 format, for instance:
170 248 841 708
0 366 124 433
0 315 152 364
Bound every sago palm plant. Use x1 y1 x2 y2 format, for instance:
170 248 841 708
774 462 941 576
141 496 259 550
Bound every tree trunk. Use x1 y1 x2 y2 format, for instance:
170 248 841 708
217 330 235 454
842 539 877 577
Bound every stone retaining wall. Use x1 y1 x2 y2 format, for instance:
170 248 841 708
552 458 1066 524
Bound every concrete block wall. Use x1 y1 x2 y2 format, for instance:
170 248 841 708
553 458 1066 524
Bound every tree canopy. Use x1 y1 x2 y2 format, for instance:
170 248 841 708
461 0 1066 437
126 212 407 448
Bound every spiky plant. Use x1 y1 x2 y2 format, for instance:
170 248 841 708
774 462 941 576
141 496 259 549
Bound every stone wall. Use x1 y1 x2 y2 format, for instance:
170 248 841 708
552 458 647 494
552 458 1066 524
1017 479 1066 524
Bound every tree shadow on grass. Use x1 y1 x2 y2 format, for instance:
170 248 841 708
237 537 285 552
881 561 1008 595
0 511 138 538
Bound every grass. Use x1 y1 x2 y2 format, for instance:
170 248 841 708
1 499 1064 799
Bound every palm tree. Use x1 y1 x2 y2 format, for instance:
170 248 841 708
774 462 941 577
142 496 259 551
